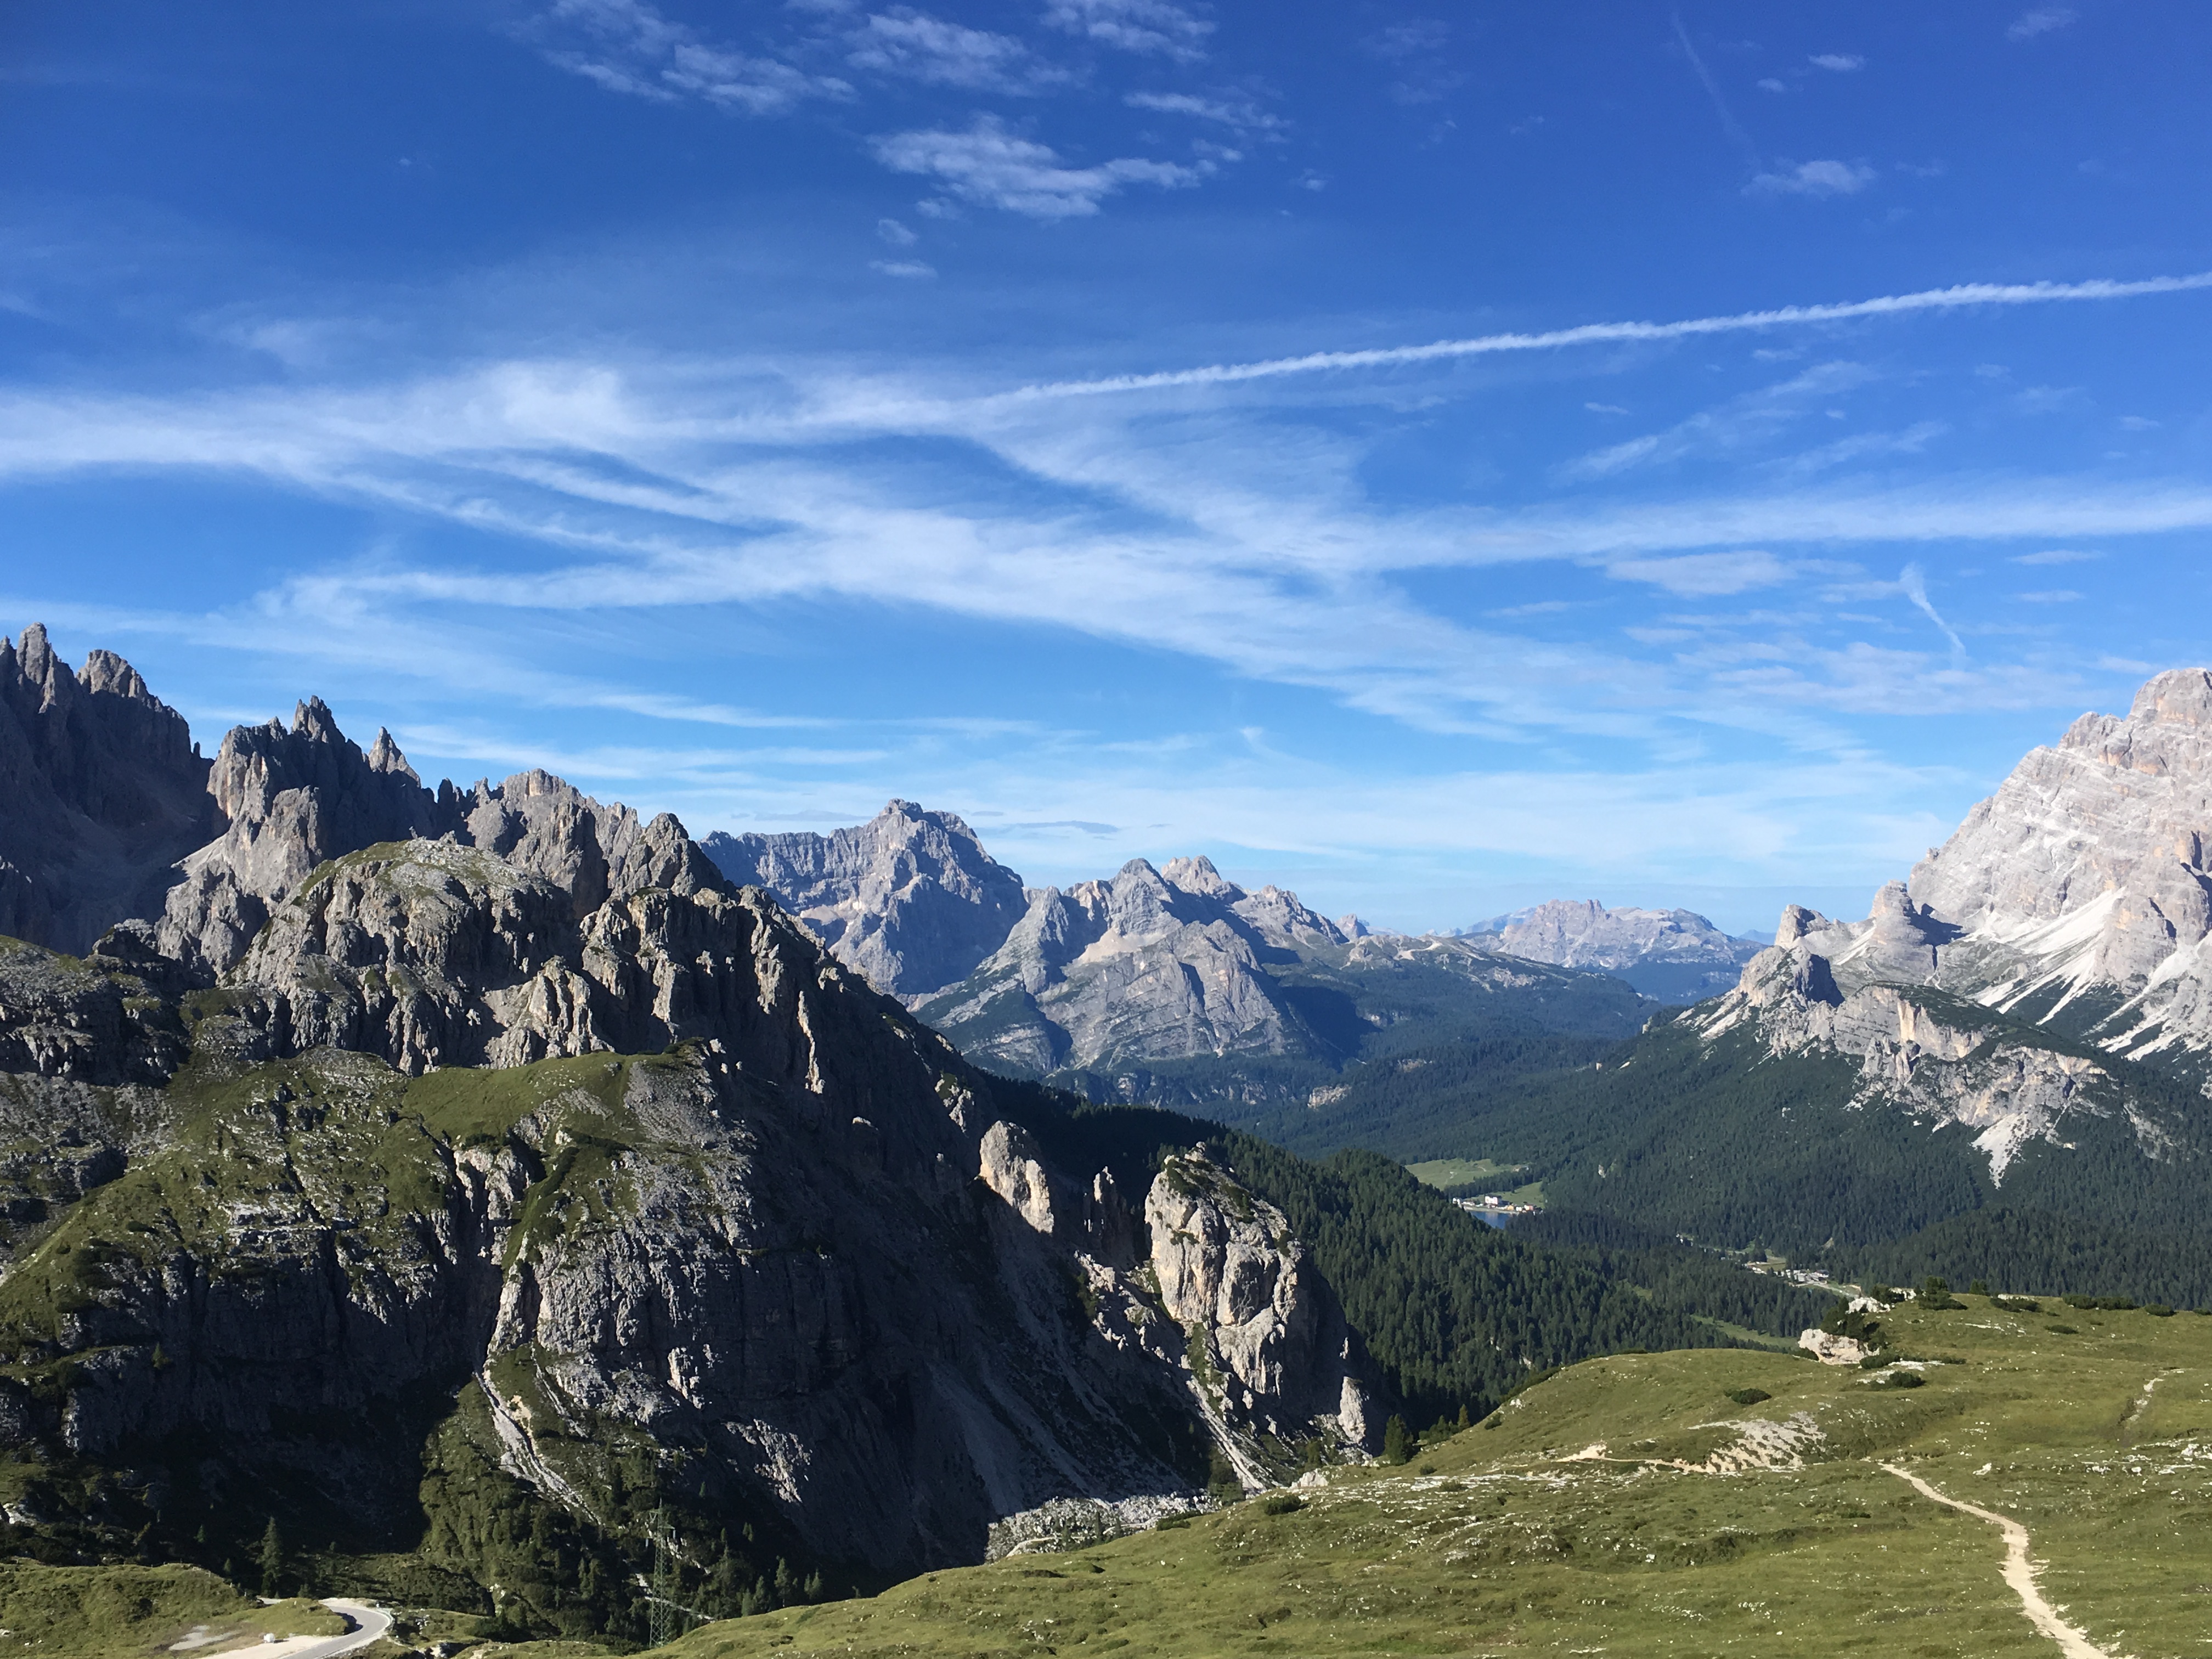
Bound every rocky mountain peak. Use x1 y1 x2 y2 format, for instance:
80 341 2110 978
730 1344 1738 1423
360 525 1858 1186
0 625 214 952
1696 664 2212 1176
366 726 417 778
699 800 1030 998
2128 665 2212 728
1161 854 1237 898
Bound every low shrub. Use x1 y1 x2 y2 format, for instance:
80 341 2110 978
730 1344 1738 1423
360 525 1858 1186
2045 1323 2079 1335
1878 1371 1925 1389
1260 1494 1305 1516
2145 1304 2176 1317
1726 1387 1771 1406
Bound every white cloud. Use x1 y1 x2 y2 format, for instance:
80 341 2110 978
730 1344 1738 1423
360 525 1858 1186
871 116 1205 218
1584 402 1628 415
2016 589 2081 603
845 9 1069 94
2007 6 2075 40
876 217 918 246
1809 53 1864 71
534 0 850 113
869 259 936 278
1756 76 1786 92
1898 563 1965 654
1042 0 1211 60
1747 159 1877 198
1124 90 1285 136
2010 549 2100 565
2118 414 2159 431
1606 552 1791 597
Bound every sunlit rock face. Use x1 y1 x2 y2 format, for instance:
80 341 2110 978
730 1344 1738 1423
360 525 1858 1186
1692 667 2212 1178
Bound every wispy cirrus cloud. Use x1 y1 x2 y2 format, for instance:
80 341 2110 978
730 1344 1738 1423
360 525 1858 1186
1042 0 1212 61
1809 53 1864 71
1555 362 1877 481
1605 551 1792 596
1124 90 1284 137
3 265 2208 778
532 0 850 113
2007 6 2076 41
871 116 1205 217
1747 159 1877 198
845 9 1070 94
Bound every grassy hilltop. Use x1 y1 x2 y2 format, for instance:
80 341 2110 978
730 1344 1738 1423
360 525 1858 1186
656 1297 2212 1659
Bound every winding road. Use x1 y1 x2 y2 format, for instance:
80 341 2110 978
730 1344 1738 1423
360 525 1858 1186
1882 1464 2112 1659
207 1600 392 1659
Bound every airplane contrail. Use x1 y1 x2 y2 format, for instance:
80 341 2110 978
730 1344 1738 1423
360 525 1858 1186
1002 271 2212 402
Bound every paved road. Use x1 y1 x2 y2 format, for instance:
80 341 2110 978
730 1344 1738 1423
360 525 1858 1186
1883 1464 2112 1659
210 1600 393 1659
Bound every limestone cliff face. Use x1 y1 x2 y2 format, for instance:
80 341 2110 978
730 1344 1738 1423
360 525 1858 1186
1144 1151 1375 1458
0 626 214 953
700 803 1030 998
0 839 1375 1585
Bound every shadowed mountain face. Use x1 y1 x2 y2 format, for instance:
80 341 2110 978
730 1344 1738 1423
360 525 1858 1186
0 625 215 953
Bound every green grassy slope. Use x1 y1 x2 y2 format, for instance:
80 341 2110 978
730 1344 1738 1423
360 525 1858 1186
655 1298 2212 1659
0 1567 340 1658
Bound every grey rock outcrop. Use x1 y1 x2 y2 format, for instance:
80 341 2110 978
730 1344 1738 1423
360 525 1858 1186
1145 1149 1376 1454
1465 899 1763 1003
155 698 442 975
700 802 1029 998
157 700 719 979
0 625 214 953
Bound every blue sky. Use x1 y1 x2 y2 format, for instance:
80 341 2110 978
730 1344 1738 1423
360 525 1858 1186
4 1 2210 934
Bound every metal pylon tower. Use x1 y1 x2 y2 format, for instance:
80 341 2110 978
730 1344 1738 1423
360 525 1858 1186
647 1505 680 1648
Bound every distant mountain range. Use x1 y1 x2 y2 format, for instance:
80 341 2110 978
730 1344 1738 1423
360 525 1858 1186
1453 899 1766 1002
702 809 1681 1139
